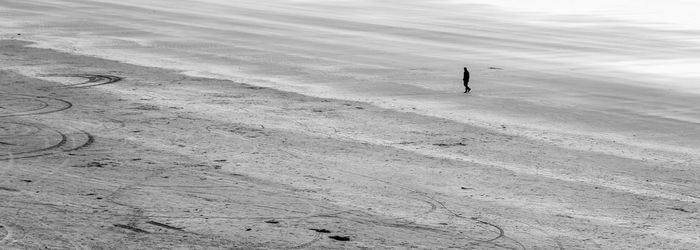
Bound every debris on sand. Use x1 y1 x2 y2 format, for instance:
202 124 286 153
329 235 350 241
555 214 574 219
433 142 466 147
147 221 184 231
264 220 279 224
0 187 19 192
310 228 331 233
114 224 149 233
669 207 692 213
72 161 111 168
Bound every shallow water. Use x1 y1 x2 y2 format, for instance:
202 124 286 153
1 0 699 158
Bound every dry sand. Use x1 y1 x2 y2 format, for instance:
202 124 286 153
0 39 698 249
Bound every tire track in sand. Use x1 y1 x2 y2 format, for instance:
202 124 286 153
0 93 72 117
334 168 534 249
0 121 93 160
40 74 122 88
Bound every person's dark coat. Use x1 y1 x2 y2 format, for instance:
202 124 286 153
463 67 471 93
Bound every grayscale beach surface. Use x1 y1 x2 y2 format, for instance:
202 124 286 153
1 0 698 249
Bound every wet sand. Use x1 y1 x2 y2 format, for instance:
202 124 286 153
1 40 698 249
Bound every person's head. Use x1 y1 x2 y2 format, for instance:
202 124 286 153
464 67 467 70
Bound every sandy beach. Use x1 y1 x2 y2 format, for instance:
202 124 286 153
1 0 699 249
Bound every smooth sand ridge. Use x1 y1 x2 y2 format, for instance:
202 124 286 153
0 40 699 249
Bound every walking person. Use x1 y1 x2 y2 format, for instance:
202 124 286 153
463 67 471 93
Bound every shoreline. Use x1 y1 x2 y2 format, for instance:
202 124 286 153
1 40 698 249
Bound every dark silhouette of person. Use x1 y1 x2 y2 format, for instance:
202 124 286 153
463 67 471 93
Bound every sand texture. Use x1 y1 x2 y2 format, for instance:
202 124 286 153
0 39 698 249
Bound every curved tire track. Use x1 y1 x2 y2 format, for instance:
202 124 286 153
108 183 327 221
103 177 338 249
0 94 72 117
41 74 122 88
334 168 528 249
288 230 323 249
0 121 93 160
